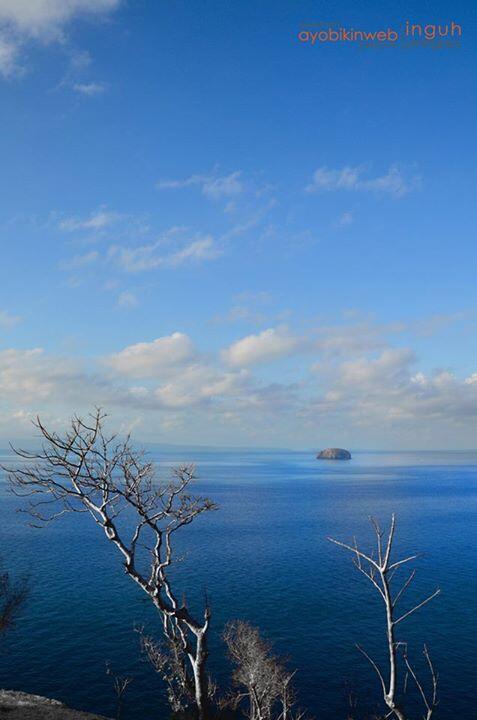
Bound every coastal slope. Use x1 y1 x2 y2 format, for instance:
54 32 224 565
0 691 111 720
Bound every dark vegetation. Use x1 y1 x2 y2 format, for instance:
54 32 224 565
0 565 28 640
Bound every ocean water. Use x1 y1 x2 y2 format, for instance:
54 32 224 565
0 448 476 719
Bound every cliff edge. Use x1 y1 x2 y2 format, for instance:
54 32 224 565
0 691 111 720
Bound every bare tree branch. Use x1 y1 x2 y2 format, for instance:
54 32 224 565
403 645 438 720
394 590 441 626
355 644 387 697
393 571 416 608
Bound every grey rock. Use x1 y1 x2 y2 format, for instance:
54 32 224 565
0 691 112 720
316 448 351 460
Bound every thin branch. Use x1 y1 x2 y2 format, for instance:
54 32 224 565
393 570 416 608
389 554 421 571
403 645 438 720
394 589 441 626
355 644 387 697
327 537 380 571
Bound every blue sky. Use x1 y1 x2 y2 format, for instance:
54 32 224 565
0 0 476 448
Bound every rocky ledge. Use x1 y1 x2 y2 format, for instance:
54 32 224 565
0 691 111 720
317 448 351 460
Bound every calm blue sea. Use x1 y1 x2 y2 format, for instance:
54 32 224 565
0 448 476 719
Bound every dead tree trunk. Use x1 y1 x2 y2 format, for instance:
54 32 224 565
191 624 209 720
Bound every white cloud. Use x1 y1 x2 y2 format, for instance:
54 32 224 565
0 0 120 78
1 310 476 447
313 322 393 358
0 32 18 76
306 164 421 198
0 348 78 403
2 327 477 447
222 321 393 369
307 166 361 192
202 172 243 200
167 237 221 266
223 327 302 367
153 365 250 409
339 348 416 387
0 309 22 328
69 48 91 70
111 234 221 272
0 342 283 443
360 166 421 196
211 292 285 327
59 208 121 232
410 312 464 338
335 211 354 227
117 291 138 309
102 333 265 413
105 333 197 378
305 347 477 440
212 304 268 326
157 171 243 200
59 250 99 270
0 1 120 38
72 80 107 96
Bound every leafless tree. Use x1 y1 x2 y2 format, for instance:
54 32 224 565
328 515 440 720
138 625 196 715
0 563 29 638
4 409 217 720
105 662 133 720
223 620 308 720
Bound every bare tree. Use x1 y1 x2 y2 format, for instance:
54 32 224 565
138 626 196 715
105 662 133 720
4 409 216 720
328 515 440 720
223 620 308 720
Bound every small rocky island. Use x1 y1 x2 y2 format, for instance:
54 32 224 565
317 448 351 460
